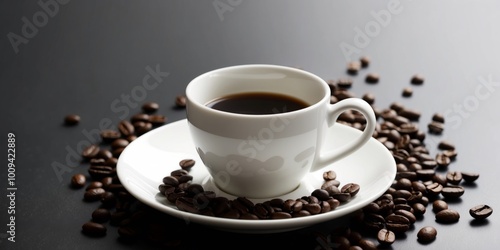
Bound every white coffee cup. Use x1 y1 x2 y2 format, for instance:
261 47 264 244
186 64 376 198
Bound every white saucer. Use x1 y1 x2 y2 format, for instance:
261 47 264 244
116 119 396 234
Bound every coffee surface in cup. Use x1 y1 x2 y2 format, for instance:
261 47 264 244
205 92 309 115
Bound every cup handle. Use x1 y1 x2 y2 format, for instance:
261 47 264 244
310 98 376 172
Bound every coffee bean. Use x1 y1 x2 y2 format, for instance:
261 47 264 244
410 74 425 85
84 188 106 201
270 211 292 219
322 170 337 181
175 197 200 214
92 208 111 223
347 61 361 75
412 203 427 216
64 114 80 126
431 113 445 123
149 114 167 126
360 56 370 68
399 108 421 121
321 179 340 189
395 209 416 224
100 192 117 208
362 93 375 105
130 113 150 123
88 165 114 180
86 181 103 190
446 171 463 185
435 153 451 168
179 159 195 170
402 87 413 97
133 121 153 135
82 221 106 237
461 172 479 183
341 183 360 197
142 102 159 113
175 95 187 108
100 129 121 143
441 186 465 199
337 78 353 89
377 229 395 245
111 138 129 150
311 189 330 201
118 120 135 137
82 144 100 160
425 182 443 196
469 204 493 220
428 121 444 134
435 209 460 223
365 73 379 83
432 200 448 213
417 226 437 242
364 213 385 231
358 239 377 250
71 174 86 188
385 214 410 233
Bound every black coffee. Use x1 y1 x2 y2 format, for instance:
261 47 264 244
206 92 309 115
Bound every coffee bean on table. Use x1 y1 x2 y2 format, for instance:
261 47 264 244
360 56 370 68
179 159 195 170
92 208 111 223
337 78 353 89
428 121 444 134
438 140 455 150
461 172 480 183
362 93 375 105
432 200 448 213
149 114 167 126
441 186 465 199
365 73 379 83
410 74 425 85
130 113 150 123
435 209 460 223
82 221 107 237
100 129 121 143
377 229 395 245
417 226 437 242
118 120 135 137
84 188 106 202
347 61 361 75
402 87 413 97
111 138 129 150
446 171 463 185
82 144 100 160
64 114 80 126
469 204 493 220
175 95 187 108
142 102 159 113
71 174 86 188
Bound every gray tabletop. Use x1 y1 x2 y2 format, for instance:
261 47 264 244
1 1 499 249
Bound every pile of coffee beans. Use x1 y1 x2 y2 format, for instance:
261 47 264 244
158 165 359 219
310 57 493 248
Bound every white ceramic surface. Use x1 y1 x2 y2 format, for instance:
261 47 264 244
116 119 396 234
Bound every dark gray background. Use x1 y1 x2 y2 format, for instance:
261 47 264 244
1 0 500 249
